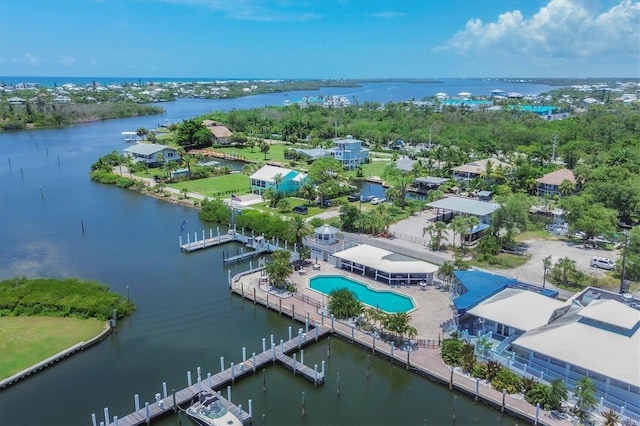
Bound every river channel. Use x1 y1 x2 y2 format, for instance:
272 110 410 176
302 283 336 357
0 80 555 426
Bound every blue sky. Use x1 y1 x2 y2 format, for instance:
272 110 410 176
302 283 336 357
1 0 638 78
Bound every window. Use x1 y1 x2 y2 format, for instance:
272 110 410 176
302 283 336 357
549 357 566 368
570 364 587 375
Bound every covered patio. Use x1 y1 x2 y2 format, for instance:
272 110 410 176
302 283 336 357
330 244 439 286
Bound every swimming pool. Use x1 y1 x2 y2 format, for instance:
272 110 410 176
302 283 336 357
309 275 415 313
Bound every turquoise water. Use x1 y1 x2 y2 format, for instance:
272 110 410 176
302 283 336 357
310 275 415 313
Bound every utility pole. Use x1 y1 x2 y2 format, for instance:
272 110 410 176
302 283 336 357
551 134 557 164
619 231 630 294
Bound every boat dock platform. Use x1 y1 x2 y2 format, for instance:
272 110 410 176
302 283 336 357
103 325 329 426
179 227 300 264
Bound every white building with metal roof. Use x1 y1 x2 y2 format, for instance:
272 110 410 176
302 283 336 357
510 297 640 415
426 196 500 224
123 143 180 165
330 244 439 286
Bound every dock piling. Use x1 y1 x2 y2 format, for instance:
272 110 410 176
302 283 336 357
302 392 305 417
113 416 118 426
208 373 212 388
227 385 231 402
252 352 256 373
262 369 266 392
301 349 304 365
262 338 266 353
134 394 140 411
92 413 97 426
162 382 167 399
145 402 150 424
288 326 292 341
187 370 192 387
337 372 341 396
280 339 284 354
231 362 235 383
220 357 225 373
249 399 253 418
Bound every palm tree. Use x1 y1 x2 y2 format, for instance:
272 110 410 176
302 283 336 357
438 261 455 286
464 216 480 247
542 255 552 289
549 379 568 411
600 409 620 426
273 173 283 190
298 184 316 206
573 377 597 418
285 215 312 251
559 179 575 197
450 216 467 248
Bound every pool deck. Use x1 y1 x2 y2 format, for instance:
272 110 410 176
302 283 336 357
232 262 571 426
237 261 457 344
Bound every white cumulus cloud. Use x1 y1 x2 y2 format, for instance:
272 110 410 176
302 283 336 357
439 0 640 64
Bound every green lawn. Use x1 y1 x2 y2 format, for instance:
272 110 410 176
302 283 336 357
0 316 104 379
215 144 292 164
167 174 250 198
345 160 392 179
250 197 335 218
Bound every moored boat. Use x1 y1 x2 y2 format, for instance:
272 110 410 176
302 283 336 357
186 392 243 426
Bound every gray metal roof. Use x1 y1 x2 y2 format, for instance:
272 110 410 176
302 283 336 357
314 224 339 235
124 143 171 156
416 176 448 185
426 196 500 216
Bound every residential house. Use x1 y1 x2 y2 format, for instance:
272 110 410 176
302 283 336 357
451 158 510 182
203 120 233 144
7 96 26 105
249 165 307 195
326 135 369 170
123 143 181 166
536 168 576 197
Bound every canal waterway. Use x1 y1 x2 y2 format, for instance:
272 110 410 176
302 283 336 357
0 80 549 426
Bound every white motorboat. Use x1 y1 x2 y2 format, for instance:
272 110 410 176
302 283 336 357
186 392 243 426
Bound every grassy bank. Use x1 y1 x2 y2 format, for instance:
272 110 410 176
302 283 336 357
0 316 104 379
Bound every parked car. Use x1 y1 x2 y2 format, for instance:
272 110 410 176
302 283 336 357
361 195 375 203
590 256 615 270
370 197 386 205
292 205 308 215
318 199 332 207
347 194 360 202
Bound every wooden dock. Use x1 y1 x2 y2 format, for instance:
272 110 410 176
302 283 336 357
179 228 300 264
105 326 328 426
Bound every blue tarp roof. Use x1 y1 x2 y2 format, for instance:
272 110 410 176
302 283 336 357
453 270 515 314
453 269 559 314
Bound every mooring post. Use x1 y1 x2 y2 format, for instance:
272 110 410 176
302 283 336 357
305 313 309 332
280 339 284 353
208 373 212 389
351 326 354 342
336 372 341 396
288 326 292 340
220 357 225 373
301 349 304 365
134 394 140 411
91 413 97 426
249 399 253 419
475 378 480 401
372 335 376 353
270 334 274 347
172 389 176 413
449 366 454 389
322 360 325 377
113 416 118 426
145 402 150 424
535 403 540 425
298 329 303 348
302 391 306 417
314 364 318 385
227 385 232 402
272 343 276 362
104 407 109 426
390 341 394 359
187 371 192 387
501 389 506 412
406 350 410 370
327 337 331 358
231 362 235 383
262 369 266 392
315 324 319 341
252 352 256 372
292 304 295 320
262 337 266 353
253 287 256 303
278 298 281 314
331 315 335 332
293 353 297 374
162 382 167 399
242 347 247 363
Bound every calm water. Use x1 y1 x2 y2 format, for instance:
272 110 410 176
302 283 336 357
0 83 526 426
309 275 415 313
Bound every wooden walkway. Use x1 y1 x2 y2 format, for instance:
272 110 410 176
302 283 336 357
106 326 328 426
230 276 572 426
